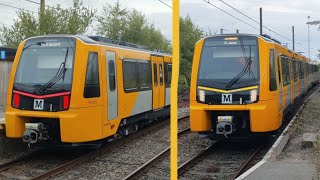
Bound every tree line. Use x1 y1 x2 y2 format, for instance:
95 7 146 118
0 0 171 53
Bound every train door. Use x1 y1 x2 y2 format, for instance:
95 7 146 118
152 56 160 109
106 51 118 120
151 55 165 110
158 56 165 108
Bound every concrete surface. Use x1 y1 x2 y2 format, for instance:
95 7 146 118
243 161 317 180
238 86 320 180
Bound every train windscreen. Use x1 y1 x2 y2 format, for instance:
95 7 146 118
198 36 259 89
14 38 75 94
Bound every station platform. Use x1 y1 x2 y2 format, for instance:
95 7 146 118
241 160 317 180
238 87 320 180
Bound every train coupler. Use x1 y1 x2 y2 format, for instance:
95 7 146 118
216 116 235 139
23 123 49 147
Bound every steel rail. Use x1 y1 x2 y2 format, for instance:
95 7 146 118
0 150 43 172
231 145 263 180
123 116 190 180
178 142 218 176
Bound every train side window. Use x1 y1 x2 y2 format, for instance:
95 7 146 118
159 64 163 86
269 49 277 91
108 61 116 91
166 64 172 87
293 59 297 82
277 54 281 84
123 61 138 91
138 61 151 89
84 52 100 98
153 63 158 86
281 56 290 86
300 61 304 78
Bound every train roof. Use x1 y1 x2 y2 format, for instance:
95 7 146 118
24 34 172 57
201 33 314 62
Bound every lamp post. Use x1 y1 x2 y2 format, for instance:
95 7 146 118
308 16 310 58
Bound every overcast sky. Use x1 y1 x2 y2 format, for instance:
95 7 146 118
0 0 319 59
181 0 320 60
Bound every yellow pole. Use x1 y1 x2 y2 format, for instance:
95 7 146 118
171 0 179 179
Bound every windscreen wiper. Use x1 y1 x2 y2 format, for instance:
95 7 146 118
226 40 252 88
35 48 69 95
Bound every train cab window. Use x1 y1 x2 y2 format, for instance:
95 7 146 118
84 52 100 98
108 61 116 91
293 59 297 82
123 61 138 90
165 64 172 87
138 62 151 89
153 63 158 86
269 49 277 91
281 56 290 86
159 64 163 86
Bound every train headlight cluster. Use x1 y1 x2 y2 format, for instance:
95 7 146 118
250 89 258 102
198 90 206 102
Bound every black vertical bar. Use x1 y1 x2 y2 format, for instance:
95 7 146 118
220 29 223 34
236 29 239 33
292 26 295 51
260 7 262 35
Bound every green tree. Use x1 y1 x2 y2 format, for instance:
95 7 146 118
0 0 95 47
179 15 203 95
96 0 171 53
96 0 127 40
121 9 146 44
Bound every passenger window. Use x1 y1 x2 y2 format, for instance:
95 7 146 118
293 59 297 82
281 56 290 86
159 64 163 86
123 61 138 90
277 55 281 84
153 63 158 86
269 49 277 91
84 52 100 98
138 62 151 89
106 51 116 91
108 61 116 91
166 64 172 87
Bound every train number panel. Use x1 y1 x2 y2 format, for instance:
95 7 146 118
189 34 319 140
5 35 172 147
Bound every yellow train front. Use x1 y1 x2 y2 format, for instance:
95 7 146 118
5 35 172 147
190 34 319 140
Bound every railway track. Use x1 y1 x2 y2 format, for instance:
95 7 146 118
0 115 189 180
178 141 263 180
123 115 190 179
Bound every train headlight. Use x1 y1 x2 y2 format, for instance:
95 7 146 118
199 90 206 102
250 89 258 102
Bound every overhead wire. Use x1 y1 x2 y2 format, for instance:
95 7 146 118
157 0 172 9
0 2 36 13
203 0 308 52
202 0 260 31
